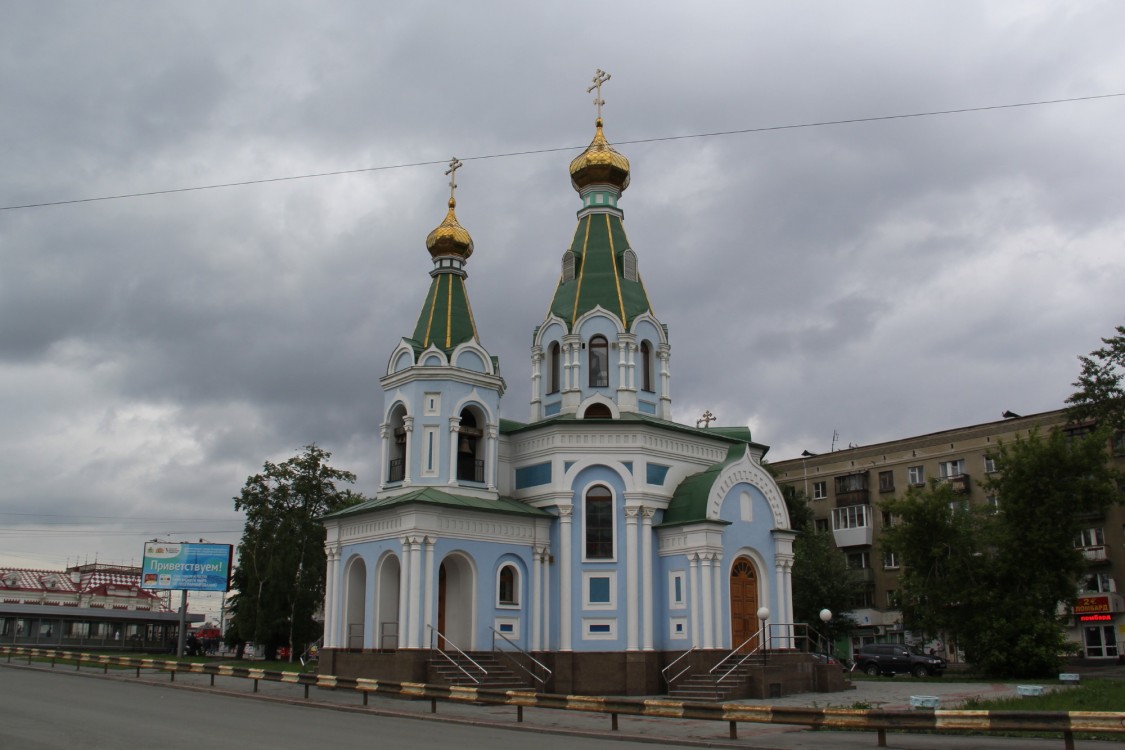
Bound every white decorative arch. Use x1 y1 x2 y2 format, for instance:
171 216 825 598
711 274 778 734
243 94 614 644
577 393 620 419
451 339 495 375
574 305 627 336
629 311 669 345
531 314 569 348
418 344 449 367
705 448 791 529
381 391 411 423
561 459 637 494
451 388 497 426
386 340 417 375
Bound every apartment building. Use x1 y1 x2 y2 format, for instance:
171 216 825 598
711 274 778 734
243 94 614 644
771 409 1125 662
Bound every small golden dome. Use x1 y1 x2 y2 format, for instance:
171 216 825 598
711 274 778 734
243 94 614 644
569 118 630 193
425 198 474 259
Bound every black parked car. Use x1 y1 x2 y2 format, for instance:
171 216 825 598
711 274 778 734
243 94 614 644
853 643 946 677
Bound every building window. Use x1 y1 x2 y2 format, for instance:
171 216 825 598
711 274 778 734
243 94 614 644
986 495 1000 511
1075 528 1105 548
1112 431 1125 455
835 472 869 494
881 510 896 528
548 342 561 394
907 465 925 486
589 335 609 387
850 587 875 609
669 572 686 609
584 485 615 560
814 517 830 533
583 572 616 609
497 564 519 607
846 551 870 570
640 340 653 392
983 455 997 474
938 459 966 479
832 504 869 530
883 551 900 569
886 589 898 608
812 481 828 500
1082 572 1116 594
878 470 894 492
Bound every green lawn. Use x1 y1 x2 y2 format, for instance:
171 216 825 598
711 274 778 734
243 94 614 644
961 679 1125 712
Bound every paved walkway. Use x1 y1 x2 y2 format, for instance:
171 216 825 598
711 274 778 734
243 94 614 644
9 660 1124 750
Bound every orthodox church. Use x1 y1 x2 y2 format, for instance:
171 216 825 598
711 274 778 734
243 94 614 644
320 75 815 696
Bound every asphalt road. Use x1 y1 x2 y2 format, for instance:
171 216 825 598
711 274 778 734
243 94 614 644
0 666 655 750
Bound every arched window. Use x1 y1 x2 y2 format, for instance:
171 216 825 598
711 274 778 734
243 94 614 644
456 409 484 483
640 340 653 392
497 564 519 606
548 342 561 394
583 403 612 419
584 485 614 560
387 405 408 483
589 335 609 388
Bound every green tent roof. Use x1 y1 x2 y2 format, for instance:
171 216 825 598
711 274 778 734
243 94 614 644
658 444 747 527
410 272 479 354
549 213 652 329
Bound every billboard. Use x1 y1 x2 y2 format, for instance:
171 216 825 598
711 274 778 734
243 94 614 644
140 542 233 592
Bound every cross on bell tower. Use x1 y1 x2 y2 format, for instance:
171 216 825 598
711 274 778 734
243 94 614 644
588 69 611 120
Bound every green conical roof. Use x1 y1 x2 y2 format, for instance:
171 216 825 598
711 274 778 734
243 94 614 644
549 212 652 329
410 271 479 354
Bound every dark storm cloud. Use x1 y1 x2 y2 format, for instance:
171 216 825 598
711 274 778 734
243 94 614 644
2 0 1123 567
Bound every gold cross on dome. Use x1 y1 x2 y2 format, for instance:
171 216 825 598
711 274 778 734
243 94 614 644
697 410 716 428
445 157 463 201
587 69 611 119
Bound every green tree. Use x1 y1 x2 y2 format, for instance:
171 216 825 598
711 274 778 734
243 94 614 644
883 429 1118 677
1066 323 1125 429
227 445 363 661
782 487 860 647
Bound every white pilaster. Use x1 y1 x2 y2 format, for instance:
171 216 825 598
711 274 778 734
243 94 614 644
701 553 714 650
625 506 640 650
485 424 498 490
323 546 339 648
402 416 415 486
408 536 422 648
530 347 543 421
423 537 435 641
379 425 391 489
689 553 700 648
531 547 543 651
712 552 723 648
446 416 461 486
398 539 411 648
559 507 573 651
641 507 654 650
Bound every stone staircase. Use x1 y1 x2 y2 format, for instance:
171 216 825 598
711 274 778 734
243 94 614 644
668 657 759 702
428 650 532 690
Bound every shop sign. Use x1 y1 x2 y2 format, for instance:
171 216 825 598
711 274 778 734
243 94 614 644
1074 596 1111 615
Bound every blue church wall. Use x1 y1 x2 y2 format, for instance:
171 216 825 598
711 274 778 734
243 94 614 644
573 313 621 396
717 481 783 633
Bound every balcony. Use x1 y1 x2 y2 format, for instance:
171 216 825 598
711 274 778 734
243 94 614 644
1079 545 1110 564
832 504 874 548
834 471 871 507
940 473 972 494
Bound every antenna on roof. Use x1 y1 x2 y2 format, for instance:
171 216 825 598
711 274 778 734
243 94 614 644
831 430 839 452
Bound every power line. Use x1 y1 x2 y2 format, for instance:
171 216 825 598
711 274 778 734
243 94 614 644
2 92 1122 212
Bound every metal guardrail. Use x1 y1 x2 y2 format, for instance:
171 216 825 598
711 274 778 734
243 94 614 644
427 625 486 684
490 627 551 686
3 646 1123 749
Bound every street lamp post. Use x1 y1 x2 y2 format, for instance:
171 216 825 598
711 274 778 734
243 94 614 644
757 606 771 664
819 608 833 656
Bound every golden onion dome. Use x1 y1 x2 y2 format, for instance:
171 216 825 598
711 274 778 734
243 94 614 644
425 197 474 259
569 118 630 192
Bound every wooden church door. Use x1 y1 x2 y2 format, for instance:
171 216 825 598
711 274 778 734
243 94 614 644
729 557 760 652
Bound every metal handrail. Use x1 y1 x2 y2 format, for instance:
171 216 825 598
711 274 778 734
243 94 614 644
428 625 487 684
489 627 551 685
661 646 698 687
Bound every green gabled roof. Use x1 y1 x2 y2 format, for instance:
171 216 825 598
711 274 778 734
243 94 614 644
549 213 652 329
322 487 551 520
410 272 479 354
658 444 746 527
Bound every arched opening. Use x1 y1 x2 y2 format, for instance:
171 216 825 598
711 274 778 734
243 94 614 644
455 408 484 483
729 556 761 652
344 557 367 649
584 484 614 560
437 555 474 650
589 335 609 388
640 340 653 392
376 554 401 650
548 342 561 394
387 404 408 483
583 402 612 419
497 563 519 606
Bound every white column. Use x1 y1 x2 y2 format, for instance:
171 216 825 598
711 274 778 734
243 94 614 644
379 425 391 489
423 537 435 640
530 347 543 421
712 552 724 648
657 346 672 418
408 537 423 648
641 508 654 650
398 538 411 649
402 416 415 486
531 547 543 651
447 417 461 486
485 424 498 490
701 553 714 650
542 546 551 650
559 507 573 651
775 561 786 649
625 507 640 651
323 546 339 648
689 553 701 648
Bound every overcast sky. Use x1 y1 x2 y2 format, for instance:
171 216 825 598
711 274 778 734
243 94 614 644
2 1 1123 619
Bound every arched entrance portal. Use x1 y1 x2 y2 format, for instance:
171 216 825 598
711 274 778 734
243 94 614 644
436 555 474 650
344 557 367 649
729 556 760 652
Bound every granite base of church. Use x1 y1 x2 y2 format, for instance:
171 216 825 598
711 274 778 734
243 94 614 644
320 648 848 698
